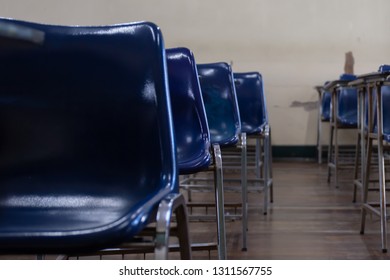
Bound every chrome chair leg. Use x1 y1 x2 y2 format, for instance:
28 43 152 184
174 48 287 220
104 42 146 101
377 138 388 253
353 132 361 203
376 88 388 253
268 127 274 204
240 133 248 251
263 125 270 215
155 193 192 260
255 138 261 179
327 125 334 183
212 144 227 260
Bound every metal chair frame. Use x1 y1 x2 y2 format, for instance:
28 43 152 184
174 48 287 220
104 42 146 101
325 80 358 188
358 72 390 253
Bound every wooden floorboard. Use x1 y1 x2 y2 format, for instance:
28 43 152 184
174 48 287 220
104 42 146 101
1 160 389 260
185 160 390 260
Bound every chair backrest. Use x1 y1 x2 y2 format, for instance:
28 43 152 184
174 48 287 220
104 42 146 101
0 18 177 253
233 72 267 134
166 47 211 174
334 74 358 126
320 81 331 121
381 85 390 137
197 62 241 146
321 90 332 121
337 86 358 126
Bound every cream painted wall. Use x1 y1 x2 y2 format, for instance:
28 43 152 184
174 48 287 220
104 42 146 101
1 0 389 145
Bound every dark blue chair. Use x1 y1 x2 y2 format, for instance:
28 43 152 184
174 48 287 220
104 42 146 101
234 72 273 215
234 72 267 134
166 48 211 175
326 74 358 188
166 47 227 259
197 63 241 146
196 62 248 252
0 18 191 259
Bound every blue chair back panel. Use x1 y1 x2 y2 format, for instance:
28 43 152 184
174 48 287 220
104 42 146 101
381 85 390 141
0 18 177 253
197 63 241 146
166 48 211 174
339 73 357 81
321 91 331 121
234 72 267 134
337 87 358 127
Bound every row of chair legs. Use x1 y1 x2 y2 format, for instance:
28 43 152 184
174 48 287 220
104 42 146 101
320 82 389 253
179 130 273 259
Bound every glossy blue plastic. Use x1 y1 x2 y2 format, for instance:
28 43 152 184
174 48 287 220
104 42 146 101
339 73 357 81
166 48 211 174
321 91 332 121
337 86 358 126
0 18 177 253
233 72 267 134
380 85 390 142
197 63 241 147
336 74 358 127
378 65 390 73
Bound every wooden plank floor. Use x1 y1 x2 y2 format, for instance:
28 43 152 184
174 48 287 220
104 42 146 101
175 160 389 260
1 160 390 260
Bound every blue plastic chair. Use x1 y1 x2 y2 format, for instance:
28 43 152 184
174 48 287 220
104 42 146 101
234 72 273 215
196 62 248 252
326 74 358 188
166 47 227 259
166 48 211 175
197 63 241 146
234 72 267 134
0 18 191 259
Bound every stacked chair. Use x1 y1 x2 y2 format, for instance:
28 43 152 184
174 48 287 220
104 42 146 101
0 18 191 259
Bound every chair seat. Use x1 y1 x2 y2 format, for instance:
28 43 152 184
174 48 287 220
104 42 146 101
337 114 358 127
337 86 358 127
177 151 211 175
0 163 166 253
242 122 267 135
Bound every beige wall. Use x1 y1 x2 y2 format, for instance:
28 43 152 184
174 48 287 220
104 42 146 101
2 0 389 145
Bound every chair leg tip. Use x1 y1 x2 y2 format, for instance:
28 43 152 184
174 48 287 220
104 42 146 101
382 249 387 253
360 231 364 235
241 248 247 252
